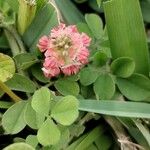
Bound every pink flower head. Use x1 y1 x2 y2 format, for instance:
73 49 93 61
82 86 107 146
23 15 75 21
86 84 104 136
37 23 91 77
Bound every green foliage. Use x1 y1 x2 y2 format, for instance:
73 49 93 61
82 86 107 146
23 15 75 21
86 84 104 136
5 73 36 93
94 74 115 99
2 101 27 134
3 143 34 150
85 13 103 39
79 100 150 118
0 53 15 82
51 95 79 125
31 64 50 83
111 57 135 78
117 73 150 101
80 67 99 86
26 135 38 148
1 0 150 149
14 53 39 70
37 118 61 146
23 2 59 50
31 87 51 116
55 0 84 24
24 101 45 129
104 0 150 76
55 78 80 96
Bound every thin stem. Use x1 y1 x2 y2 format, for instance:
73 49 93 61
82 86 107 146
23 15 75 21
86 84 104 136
0 80 22 102
4 25 26 53
4 29 21 56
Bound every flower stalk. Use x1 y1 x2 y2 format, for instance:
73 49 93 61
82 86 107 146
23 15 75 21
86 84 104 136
0 80 21 103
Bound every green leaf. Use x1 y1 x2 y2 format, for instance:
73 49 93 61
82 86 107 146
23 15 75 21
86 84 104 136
23 3 58 50
96 0 102 7
55 79 79 96
2 101 27 134
140 0 150 23
51 95 79 125
75 126 104 150
111 57 135 78
77 23 93 37
92 51 108 67
85 13 103 39
55 0 84 24
5 73 36 93
31 87 51 116
6 0 19 12
0 101 13 109
79 100 150 118
14 53 39 70
80 67 99 86
117 117 150 149
104 0 150 76
133 119 150 147
37 118 60 146
116 73 150 101
3 143 34 150
94 134 112 150
0 53 15 82
26 135 38 148
0 33 9 49
94 74 115 99
52 127 70 149
24 101 45 129
31 64 49 83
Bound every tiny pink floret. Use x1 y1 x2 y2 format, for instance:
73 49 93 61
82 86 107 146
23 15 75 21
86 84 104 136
37 23 91 77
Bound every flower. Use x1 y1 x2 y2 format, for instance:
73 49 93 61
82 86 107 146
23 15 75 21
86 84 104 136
37 23 91 77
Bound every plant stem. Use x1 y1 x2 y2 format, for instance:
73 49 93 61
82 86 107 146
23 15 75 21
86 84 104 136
4 29 20 56
0 80 22 102
104 116 141 150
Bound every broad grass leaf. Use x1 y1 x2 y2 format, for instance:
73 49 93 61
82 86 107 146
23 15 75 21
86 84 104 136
104 0 150 75
51 95 79 125
79 100 150 118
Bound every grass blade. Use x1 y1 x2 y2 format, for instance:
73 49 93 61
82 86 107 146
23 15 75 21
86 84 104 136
79 100 150 118
104 0 150 75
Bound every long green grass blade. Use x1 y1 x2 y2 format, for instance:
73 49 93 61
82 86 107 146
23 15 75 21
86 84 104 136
79 100 150 118
117 117 150 149
104 0 150 75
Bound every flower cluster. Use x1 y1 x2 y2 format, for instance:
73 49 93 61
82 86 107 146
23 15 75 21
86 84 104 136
37 23 91 77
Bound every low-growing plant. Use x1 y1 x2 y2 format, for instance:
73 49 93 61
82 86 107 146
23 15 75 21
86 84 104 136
0 0 150 149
